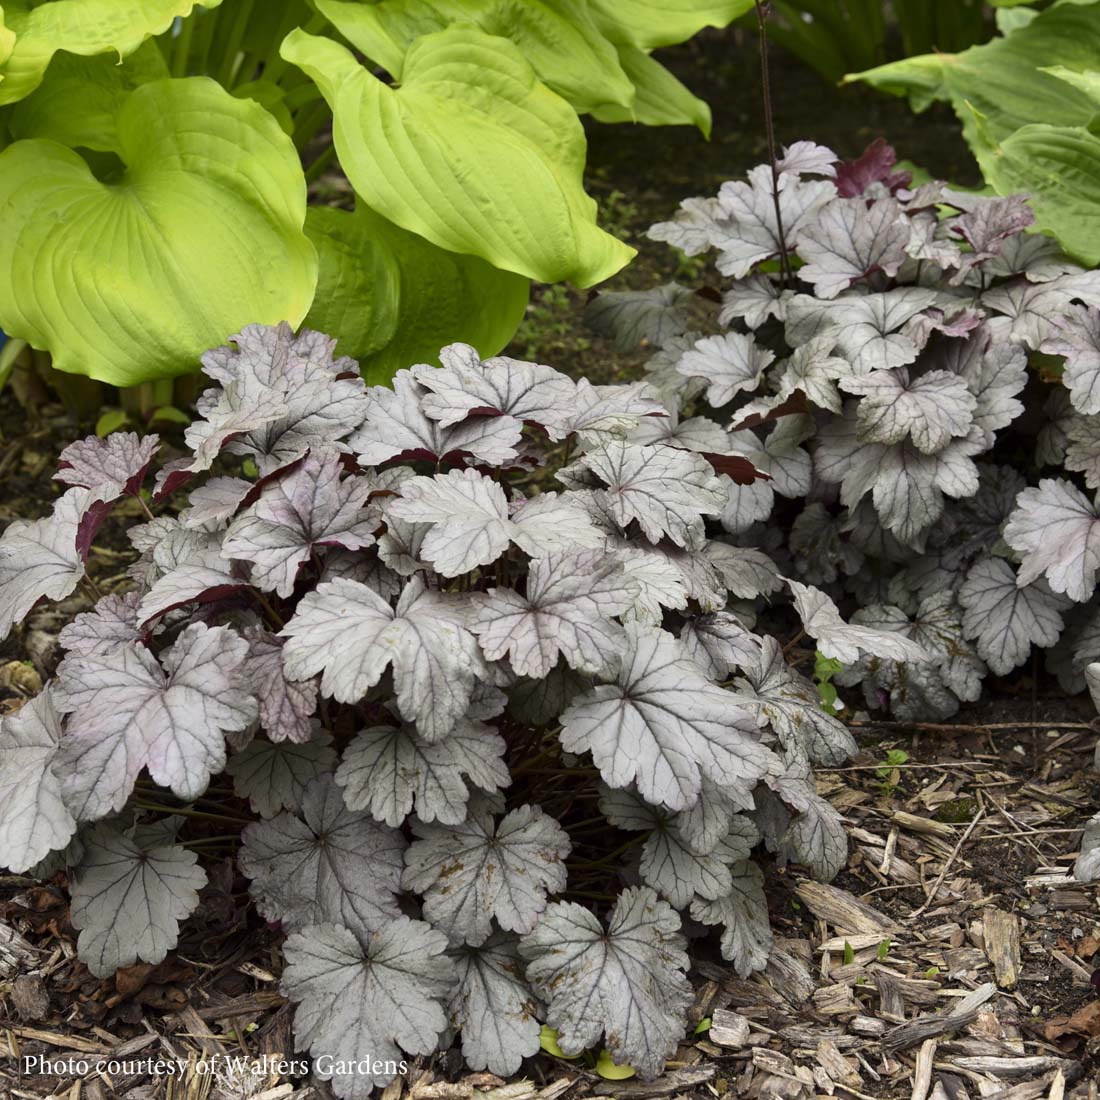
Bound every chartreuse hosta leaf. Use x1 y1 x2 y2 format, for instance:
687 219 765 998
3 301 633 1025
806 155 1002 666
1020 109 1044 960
0 0 221 106
317 0 635 115
0 78 316 385
281 25 634 287
303 205 530 385
587 0 754 49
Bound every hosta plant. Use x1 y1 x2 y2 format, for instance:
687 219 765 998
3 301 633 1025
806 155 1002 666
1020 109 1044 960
0 322 935 1093
0 0 750 387
588 138 1100 880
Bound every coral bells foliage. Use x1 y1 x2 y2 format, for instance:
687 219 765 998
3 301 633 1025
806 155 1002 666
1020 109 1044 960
587 137 1100 886
0 321 932 1092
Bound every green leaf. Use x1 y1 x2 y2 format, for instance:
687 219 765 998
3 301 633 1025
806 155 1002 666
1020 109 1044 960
9 43 168 153
150 405 192 425
586 0 755 49
317 0 635 115
281 25 634 287
842 940 855 965
984 124 1100 264
693 1016 711 1035
95 409 130 436
539 1024 583 1060
877 938 891 961
589 42 711 136
304 205 529 385
595 1049 636 1080
0 77 317 385
0 0 222 106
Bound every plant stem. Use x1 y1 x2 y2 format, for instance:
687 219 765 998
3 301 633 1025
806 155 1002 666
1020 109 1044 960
753 1 793 288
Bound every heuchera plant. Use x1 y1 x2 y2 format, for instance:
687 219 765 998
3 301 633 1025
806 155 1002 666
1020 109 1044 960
0 322 935 1094
588 138 1100 884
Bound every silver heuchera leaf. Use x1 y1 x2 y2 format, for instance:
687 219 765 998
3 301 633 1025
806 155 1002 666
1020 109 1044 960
1074 811 1100 882
735 636 857 766
1043 304 1100 415
1004 478 1100 603
584 283 696 352
0 690 77 873
226 730 337 818
55 431 159 498
336 719 508 827
641 817 759 909
564 378 666 443
58 591 143 657
1065 413 1100 490
195 323 368 476
414 343 577 438
628 401 730 453
719 274 787 330
520 886 693 1079
982 275 1093 350
470 552 636 679
70 824 206 978
386 469 602 577
0 487 95 642
135 546 246 625
559 624 779 811
934 327 1027 437
54 624 256 820
646 195 730 257
222 451 377 597
239 629 318 744
796 197 909 299
281 918 454 1100
959 557 1071 675
764 767 848 881
563 442 725 550
403 800 570 946
788 289 938 374
679 612 761 680
450 932 541 1076
180 476 252 529
777 140 837 177
790 503 864 586
239 775 406 936
351 370 522 467
676 332 775 406
689 859 772 977
842 368 976 454
280 576 484 741
787 580 929 664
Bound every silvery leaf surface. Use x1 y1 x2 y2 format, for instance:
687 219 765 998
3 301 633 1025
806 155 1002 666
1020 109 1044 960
959 557 1071 675
413 343 577 438
222 451 377 597
281 918 454 1100
0 689 77 872
585 283 696 352
690 860 772 977
700 544 782 600
403 800 570 946
280 576 484 741
70 824 206 978
676 332 775 407
796 197 909 298
58 591 143 657
628 402 730 453
982 276 1094 350
1074 811 1100 882
842 367 975 454
647 195 732 257
519 886 692 1078
470 552 636 679
559 624 778 811
1043 304 1100 416
450 932 541 1076
239 775 406 936
1004 479 1100 602
54 624 255 820
351 370 522 467
180 476 252 529
787 580 928 664
386 469 602 577
136 547 246 625
933 328 1027 437
641 817 759 908
719 274 788 330
679 612 761 680
563 442 725 550
735 636 857 766
239 629 317 744
0 487 95 642
565 378 666 443
776 140 837 177
55 431 159 498
226 730 337 818
336 718 508 828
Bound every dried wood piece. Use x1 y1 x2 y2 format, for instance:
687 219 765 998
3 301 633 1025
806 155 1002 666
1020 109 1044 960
874 970 907 1023
593 1067 715 1098
981 909 1021 990
949 982 996 1017
813 983 856 1016
911 1039 937 1100
882 1010 978 1053
815 1038 861 1088
765 947 816 1005
795 881 898 934
11 975 48 1021
709 1009 751 1050
0 922 38 978
849 1015 887 1037
948 1056 1076 1078
892 812 958 840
